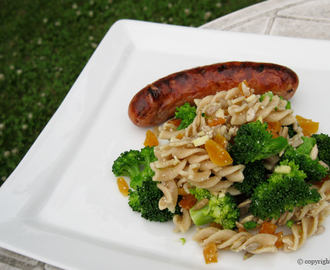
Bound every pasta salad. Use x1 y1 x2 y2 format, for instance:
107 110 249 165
113 80 330 264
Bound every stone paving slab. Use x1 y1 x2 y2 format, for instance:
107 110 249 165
0 247 63 270
201 0 330 40
1 0 329 269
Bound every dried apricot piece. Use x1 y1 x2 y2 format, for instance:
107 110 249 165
238 80 252 97
267 121 281 138
259 222 277 234
144 130 159 147
296 115 319 136
168 118 182 127
213 134 227 148
274 231 284 249
203 242 218 264
207 117 226 127
205 139 233 166
117 177 129 196
176 133 184 140
179 194 197 210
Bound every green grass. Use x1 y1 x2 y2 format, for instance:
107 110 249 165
0 0 264 183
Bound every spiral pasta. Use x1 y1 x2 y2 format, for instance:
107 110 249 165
280 181 330 252
282 209 330 252
192 192 330 256
192 227 278 254
237 180 330 231
146 80 330 262
151 82 297 216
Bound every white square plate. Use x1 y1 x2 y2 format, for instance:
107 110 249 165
0 20 330 270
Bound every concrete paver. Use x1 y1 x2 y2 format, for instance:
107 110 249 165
201 0 330 40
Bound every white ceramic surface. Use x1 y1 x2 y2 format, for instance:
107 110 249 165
0 20 329 270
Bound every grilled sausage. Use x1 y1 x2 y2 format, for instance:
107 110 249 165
128 61 299 127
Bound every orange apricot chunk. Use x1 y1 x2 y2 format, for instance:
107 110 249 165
267 121 281 138
117 177 129 196
179 194 198 210
207 117 226 127
296 115 319 136
274 231 284 249
168 118 182 127
203 242 218 264
213 134 227 148
144 129 159 147
238 80 252 97
205 139 233 166
259 222 277 234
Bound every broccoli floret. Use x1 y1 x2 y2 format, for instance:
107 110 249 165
284 99 291 109
312 133 330 166
260 91 274 102
113 146 180 222
286 124 297 138
233 160 267 197
229 121 288 164
295 136 315 154
139 146 157 181
189 188 240 229
179 238 186 245
243 221 258 230
128 178 180 222
127 189 140 212
260 91 291 110
112 146 156 189
281 136 328 182
286 220 294 228
112 149 143 189
175 102 197 130
189 186 212 200
249 160 321 220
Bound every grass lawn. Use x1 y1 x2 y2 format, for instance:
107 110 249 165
0 0 264 183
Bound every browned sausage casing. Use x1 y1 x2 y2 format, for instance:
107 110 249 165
128 61 299 127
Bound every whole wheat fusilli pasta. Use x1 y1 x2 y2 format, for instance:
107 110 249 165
146 81 330 262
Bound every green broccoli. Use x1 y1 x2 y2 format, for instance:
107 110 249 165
189 187 240 229
259 91 274 102
312 133 330 166
294 136 315 154
229 121 288 164
286 124 297 138
112 149 143 189
243 221 258 230
189 186 212 200
233 159 267 197
128 178 180 222
139 146 158 182
286 220 294 228
179 238 186 245
175 102 197 130
249 160 321 220
112 146 156 189
284 99 291 109
260 91 291 109
281 136 328 182
113 146 180 222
